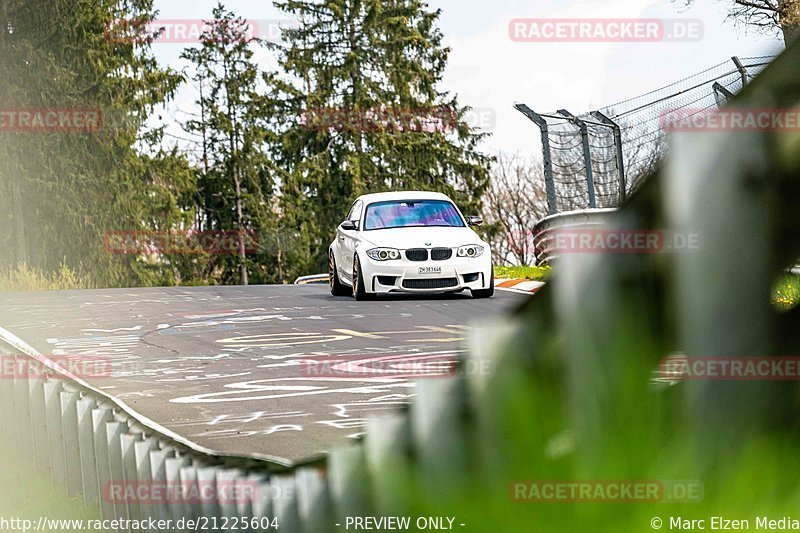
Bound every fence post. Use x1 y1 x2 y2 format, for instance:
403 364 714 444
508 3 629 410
591 110 627 204
732 56 749 87
712 81 736 107
514 103 558 215
558 109 596 208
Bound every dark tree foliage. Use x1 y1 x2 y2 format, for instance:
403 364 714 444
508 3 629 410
181 3 277 285
0 0 189 287
267 0 493 278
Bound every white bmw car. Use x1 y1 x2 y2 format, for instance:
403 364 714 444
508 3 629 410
329 191 494 300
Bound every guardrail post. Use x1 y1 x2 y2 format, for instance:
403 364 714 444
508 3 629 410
77 397 99 507
179 465 200 527
197 466 221 524
44 379 66 488
271 476 301 531
296 467 332 532
411 378 469 486
240 473 267 533
166 456 191 532
121 432 144 528
106 420 129 523
15 366 34 461
28 375 50 475
216 468 244 527
329 446 372 521
364 415 412 515
0 357 15 449
150 447 175 528
133 438 157 528
92 406 114 520
250 475 273 532
60 389 83 497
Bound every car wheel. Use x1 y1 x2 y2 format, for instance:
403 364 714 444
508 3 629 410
472 269 494 299
329 253 350 296
352 255 374 300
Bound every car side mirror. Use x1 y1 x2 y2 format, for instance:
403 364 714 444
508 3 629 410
467 215 483 227
340 220 359 231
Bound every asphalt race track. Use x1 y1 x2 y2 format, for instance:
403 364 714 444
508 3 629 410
0 285 527 465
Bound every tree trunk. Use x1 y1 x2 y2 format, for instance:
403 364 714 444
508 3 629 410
234 168 248 286
781 21 800 46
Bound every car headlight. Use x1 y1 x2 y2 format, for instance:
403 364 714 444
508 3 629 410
366 248 400 261
456 245 484 258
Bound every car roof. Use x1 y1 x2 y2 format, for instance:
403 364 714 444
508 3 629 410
355 191 453 204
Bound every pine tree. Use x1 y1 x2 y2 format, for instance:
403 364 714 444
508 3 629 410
181 3 277 285
0 0 188 287
268 0 492 278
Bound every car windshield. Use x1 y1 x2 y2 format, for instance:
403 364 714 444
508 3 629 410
364 200 465 230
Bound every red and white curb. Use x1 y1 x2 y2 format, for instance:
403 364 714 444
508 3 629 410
495 278 545 294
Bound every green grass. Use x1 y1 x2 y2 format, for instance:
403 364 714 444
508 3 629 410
0 263 89 292
0 442 110 532
772 273 800 311
495 264 551 282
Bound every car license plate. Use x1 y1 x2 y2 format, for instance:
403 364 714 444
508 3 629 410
418 266 442 274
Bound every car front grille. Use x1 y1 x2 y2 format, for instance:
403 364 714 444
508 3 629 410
402 277 458 290
431 248 452 260
405 249 428 261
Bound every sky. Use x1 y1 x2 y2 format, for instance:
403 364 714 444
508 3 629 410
151 0 785 156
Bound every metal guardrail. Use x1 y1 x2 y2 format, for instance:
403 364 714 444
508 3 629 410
0 327 322 532
532 207 617 265
293 274 328 285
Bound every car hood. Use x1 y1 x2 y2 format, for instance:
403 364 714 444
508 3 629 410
359 226 482 249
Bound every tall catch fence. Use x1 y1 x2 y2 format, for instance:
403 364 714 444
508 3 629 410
516 55 775 215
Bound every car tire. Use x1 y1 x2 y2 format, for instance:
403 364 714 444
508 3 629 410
329 253 350 296
472 270 494 299
352 255 374 301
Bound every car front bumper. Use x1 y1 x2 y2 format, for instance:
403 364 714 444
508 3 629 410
360 254 493 294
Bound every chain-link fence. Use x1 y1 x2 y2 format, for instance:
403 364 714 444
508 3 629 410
517 55 775 215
